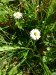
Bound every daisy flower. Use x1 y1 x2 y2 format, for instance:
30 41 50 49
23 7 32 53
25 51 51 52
30 29 41 40
13 12 22 19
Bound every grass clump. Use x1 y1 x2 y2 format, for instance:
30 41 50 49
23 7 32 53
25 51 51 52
0 0 56 75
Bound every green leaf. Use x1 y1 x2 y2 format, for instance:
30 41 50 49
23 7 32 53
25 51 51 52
47 0 55 18
1 0 14 3
52 72 56 75
43 63 52 75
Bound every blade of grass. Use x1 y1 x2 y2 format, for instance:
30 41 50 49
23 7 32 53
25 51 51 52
0 45 31 52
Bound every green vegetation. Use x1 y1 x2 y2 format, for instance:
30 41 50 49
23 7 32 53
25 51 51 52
0 0 56 75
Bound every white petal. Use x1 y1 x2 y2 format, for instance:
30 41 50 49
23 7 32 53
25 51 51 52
13 12 22 19
30 29 41 40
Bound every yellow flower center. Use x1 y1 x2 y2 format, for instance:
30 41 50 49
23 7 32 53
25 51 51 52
34 32 38 36
16 13 20 16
